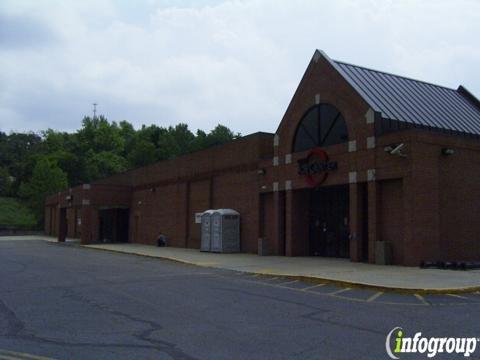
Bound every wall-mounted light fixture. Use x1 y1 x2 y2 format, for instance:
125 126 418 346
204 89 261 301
384 143 407 157
441 148 455 156
257 169 266 175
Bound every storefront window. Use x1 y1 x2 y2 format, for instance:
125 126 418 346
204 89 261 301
293 104 348 152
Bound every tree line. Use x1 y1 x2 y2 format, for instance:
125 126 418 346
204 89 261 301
0 116 240 225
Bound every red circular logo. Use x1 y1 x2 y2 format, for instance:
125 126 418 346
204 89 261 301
297 149 338 187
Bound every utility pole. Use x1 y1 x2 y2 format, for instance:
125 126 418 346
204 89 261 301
93 103 98 119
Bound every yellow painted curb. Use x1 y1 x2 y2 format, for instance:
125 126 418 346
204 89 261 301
80 244 480 295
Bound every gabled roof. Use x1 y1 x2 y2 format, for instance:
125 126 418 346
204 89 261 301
317 50 480 136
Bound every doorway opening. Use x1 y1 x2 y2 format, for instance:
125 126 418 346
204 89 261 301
309 184 349 258
98 208 130 243
58 207 67 242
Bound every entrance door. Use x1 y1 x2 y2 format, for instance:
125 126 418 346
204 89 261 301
98 209 113 242
116 209 129 243
309 185 349 257
58 208 67 242
98 209 130 243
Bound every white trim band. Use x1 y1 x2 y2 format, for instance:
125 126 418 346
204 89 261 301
349 171 357 184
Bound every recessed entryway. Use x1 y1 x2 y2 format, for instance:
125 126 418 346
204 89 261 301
309 184 349 258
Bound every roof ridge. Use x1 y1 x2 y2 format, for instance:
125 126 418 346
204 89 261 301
458 85 480 111
333 59 457 92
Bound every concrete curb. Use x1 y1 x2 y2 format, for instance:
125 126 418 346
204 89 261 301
78 244 480 295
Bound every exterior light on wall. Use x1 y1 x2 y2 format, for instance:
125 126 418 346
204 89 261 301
261 185 268 190
384 143 407 157
441 148 455 156
257 169 266 175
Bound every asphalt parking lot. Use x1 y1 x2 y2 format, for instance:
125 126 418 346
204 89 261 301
1 240 479 360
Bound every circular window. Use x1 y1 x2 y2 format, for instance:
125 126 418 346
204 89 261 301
293 104 348 153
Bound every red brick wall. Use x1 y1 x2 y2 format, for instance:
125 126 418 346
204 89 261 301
212 171 259 253
259 192 274 253
379 179 404 265
439 146 480 261
188 180 211 249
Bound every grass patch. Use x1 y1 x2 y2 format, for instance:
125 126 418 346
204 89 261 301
0 197 38 229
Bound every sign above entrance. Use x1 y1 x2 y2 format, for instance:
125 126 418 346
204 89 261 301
297 148 338 187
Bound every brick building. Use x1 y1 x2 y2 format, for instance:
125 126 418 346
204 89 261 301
45 50 480 266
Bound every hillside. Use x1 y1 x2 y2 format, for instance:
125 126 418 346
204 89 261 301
0 197 38 229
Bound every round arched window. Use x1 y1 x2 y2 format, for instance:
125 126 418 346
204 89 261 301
293 104 348 153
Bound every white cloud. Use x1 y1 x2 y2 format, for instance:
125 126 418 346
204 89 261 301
0 0 479 135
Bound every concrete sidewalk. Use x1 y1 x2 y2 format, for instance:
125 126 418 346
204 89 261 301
2 235 480 293
0 235 77 243
83 242 480 294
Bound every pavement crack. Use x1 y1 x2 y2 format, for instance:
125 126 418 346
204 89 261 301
0 298 25 336
300 310 385 336
1 286 197 360
56 287 198 360
215 287 385 337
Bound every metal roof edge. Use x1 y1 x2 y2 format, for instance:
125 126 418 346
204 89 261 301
457 85 480 111
334 59 457 92
315 50 380 113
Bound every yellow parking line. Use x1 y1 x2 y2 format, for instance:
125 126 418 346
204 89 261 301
0 349 54 360
302 283 326 291
279 280 298 286
367 291 383 302
446 293 468 299
330 287 351 296
0 355 19 360
414 294 429 305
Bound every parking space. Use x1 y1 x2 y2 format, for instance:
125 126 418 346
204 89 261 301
236 273 480 306
2 240 480 360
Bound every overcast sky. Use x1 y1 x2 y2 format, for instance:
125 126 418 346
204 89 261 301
1 0 479 136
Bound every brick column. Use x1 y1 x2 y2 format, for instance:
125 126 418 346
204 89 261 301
285 189 309 257
349 183 365 262
80 206 99 245
367 181 379 263
273 190 285 256
175 182 189 248
285 189 293 256
57 207 66 243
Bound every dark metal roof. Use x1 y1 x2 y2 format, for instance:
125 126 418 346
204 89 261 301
325 54 480 136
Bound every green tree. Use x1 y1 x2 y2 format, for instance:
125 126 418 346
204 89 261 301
0 166 12 196
77 116 125 154
206 124 239 146
85 151 128 180
119 120 137 157
41 129 68 153
192 124 239 150
127 140 156 167
18 158 68 223
169 123 195 156
1 116 241 227
1 132 42 194
46 150 85 186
